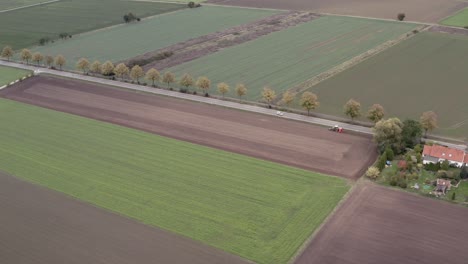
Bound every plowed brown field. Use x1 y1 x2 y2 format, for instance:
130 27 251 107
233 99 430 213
0 76 376 179
295 183 468 264
0 171 249 264
209 0 467 23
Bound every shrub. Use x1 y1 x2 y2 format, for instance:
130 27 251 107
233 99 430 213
451 192 456 200
377 152 387 171
385 147 395 161
413 144 422 154
193 91 197 95
398 181 407 189
416 153 422 163
188 1 195 8
425 162 440 171
424 178 431 185
179 88 188 93
464 26 468 29
412 29 419 34
460 165 468 179
389 176 398 186
397 13 406 21
365 167 380 180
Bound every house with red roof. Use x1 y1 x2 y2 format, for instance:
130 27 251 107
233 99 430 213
422 145 467 167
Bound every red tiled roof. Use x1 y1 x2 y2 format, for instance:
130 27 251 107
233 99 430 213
464 154 468 164
423 145 465 163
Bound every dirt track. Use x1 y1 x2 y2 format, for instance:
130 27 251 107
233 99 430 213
208 0 468 23
295 183 468 264
0 171 249 264
0 76 376 179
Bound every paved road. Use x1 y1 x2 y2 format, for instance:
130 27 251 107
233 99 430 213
1 60 466 150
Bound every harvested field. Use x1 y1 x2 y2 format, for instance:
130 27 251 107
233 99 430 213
0 66 31 86
131 11 319 70
0 94 352 264
307 32 468 140
33 6 279 70
209 0 467 23
168 16 415 100
295 183 468 264
0 0 184 49
0 171 249 264
1 76 376 179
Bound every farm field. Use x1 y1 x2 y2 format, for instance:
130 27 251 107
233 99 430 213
0 76 377 180
32 6 279 70
209 0 467 23
0 97 351 264
0 0 47 11
0 66 30 86
0 171 248 264
295 183 468 264
168 16 415 100
307 32 468 140
441 8 468 27
0 0 184 49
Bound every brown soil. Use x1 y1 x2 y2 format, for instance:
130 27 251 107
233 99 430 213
295 183 468 264
0 171 249 264
125 11 319 71
0 76 376 179
208 0 467 23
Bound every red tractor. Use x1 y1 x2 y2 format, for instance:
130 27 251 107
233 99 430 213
329 125 344 133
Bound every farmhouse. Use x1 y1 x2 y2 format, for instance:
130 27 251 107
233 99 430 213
422 145 467 167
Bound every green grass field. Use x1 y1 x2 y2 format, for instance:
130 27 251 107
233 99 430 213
0 0 184 49
168 16 415 100
0 0 47 11
32 6 278 70
441 8 468 27
0 66 31 86
307 32 468 140
0 98 349 264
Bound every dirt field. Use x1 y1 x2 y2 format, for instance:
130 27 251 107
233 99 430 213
295 183 468 264
208 0 468 23
0 76 376 179
0 171 249 264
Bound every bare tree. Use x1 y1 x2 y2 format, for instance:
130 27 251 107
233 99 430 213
145 68 160 87
235 83 247 102
162 71 175 89
32 52 44 66
300 91 319 115
45 55 54 68
20 49 32 64
261 86 276 108
100 61 115 76
76 58 90 74
420 111 438 137
344 99 361 122
1 46 14 61
90 60 101 75
281 91 295 108
130 65 144 83
54 55 66 70
217 82 230 98
196 76 211 95
179 73 194 92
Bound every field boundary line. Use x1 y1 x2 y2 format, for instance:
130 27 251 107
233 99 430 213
0 0 61 13
287 25 428 95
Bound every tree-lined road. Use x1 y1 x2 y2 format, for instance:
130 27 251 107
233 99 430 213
1 60 466 150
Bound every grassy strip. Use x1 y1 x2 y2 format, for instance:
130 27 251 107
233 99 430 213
0 98 349 264
441 8 468 27
0 66 31 86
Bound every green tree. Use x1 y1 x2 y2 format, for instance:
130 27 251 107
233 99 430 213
114 63 129 80
145 68 160 87
460 164 468 179
441 160 450 171
196 76 211 95
344 99 361 122
367 104 385 123
32 52 44 66
162 71 175 88
179 73 194 91
261 86 276 108
217 82 230 98
373 118 404 151
420 111 438 137
376 152 387 171
130 65 144 83
90 60 101 75
54 54 66 70
385 147 395 161
300 92 319 116
401 119 423 148
100 61 115 76
20 49 32 64
76 58 90 74
365 166 380 180
1 46 14 61
235 83 247 102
